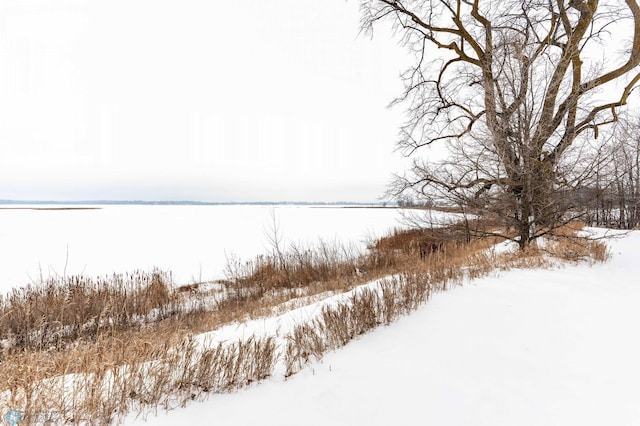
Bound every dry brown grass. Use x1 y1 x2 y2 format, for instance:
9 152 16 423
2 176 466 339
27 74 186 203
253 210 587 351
0 220 609 424
221 241 364 301
543 221 610 263
0 270 178 356
492 222 610 267
0 333 278 424
371 226 467 256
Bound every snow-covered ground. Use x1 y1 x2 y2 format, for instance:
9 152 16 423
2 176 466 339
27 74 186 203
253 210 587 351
0 205 413 291
125 228 640 426
3 206 637 425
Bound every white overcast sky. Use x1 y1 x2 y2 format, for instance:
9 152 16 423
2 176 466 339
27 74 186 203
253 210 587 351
0 0 411 202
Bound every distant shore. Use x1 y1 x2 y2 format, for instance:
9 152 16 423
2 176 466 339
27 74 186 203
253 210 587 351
0 200 386 207
0 207 102 211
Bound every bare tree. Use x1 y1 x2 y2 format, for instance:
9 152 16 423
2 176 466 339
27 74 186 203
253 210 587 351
585 112 640 228
361 0 640 247
615 116 640 228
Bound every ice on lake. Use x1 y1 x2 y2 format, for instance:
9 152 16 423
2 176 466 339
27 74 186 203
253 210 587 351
0 205 418 291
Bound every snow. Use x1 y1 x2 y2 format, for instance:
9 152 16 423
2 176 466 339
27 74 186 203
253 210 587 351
125 228 640 426
2 206 638 425
0 205 410 291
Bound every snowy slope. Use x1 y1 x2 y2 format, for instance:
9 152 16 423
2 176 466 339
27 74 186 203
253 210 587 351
126 229 640 426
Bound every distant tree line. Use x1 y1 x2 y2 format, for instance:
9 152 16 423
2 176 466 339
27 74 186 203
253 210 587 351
580 115 640 229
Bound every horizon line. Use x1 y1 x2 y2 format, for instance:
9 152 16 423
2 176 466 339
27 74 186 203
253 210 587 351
0 199 391 206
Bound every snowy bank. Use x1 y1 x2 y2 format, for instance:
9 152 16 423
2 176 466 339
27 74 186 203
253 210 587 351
127 229 640 426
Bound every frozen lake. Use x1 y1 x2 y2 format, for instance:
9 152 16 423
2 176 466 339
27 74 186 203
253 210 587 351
0 205 412 291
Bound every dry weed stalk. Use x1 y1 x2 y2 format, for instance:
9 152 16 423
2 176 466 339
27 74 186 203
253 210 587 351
0 220 610 424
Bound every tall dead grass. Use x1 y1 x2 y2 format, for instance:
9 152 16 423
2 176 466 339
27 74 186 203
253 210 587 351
0 220 609 424
0 333 277 424
0 270 186 356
